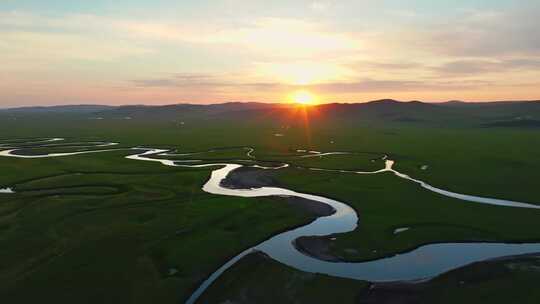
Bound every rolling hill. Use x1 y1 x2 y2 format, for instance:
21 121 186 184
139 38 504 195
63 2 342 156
2 100 539 127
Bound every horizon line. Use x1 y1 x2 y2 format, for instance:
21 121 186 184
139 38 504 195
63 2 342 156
2 98 540 110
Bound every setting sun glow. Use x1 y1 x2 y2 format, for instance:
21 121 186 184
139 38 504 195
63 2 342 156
289 90 318 105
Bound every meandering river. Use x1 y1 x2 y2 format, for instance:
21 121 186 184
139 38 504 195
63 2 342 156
1 138 540 304
125 147 540 304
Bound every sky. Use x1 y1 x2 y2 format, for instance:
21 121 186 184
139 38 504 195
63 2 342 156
1 0 539 106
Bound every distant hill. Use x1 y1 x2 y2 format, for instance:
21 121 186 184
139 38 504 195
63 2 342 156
437 100 468 107
2 100 540 127
1 104 115 113
92 102 287 120
439 100 540 107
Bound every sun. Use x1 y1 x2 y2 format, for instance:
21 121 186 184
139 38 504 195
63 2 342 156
289 90 318 105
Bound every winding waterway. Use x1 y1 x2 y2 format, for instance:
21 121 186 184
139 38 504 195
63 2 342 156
0 187 14 193
2 138 540 304
125 148 540 304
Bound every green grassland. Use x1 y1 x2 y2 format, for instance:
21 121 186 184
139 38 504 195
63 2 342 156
274 167 540 262
199 251 369 304
0 150 315 303
202 251 540 304
1 105 540 303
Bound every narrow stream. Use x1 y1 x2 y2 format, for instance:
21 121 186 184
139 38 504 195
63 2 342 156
0 187 14 193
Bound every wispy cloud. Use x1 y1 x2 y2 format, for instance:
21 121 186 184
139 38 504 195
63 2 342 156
131 73 495 94
433 58 540 75
132 73 228 88
420 8 540 57
310 1 333 12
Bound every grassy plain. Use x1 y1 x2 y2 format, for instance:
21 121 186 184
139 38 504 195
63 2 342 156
0 149 314 303
203 251 540 304
1 108 540 303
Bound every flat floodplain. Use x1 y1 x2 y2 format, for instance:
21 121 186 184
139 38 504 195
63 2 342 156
1 104 540 304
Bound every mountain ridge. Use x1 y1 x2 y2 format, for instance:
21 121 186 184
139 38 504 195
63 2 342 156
3 99 539 112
